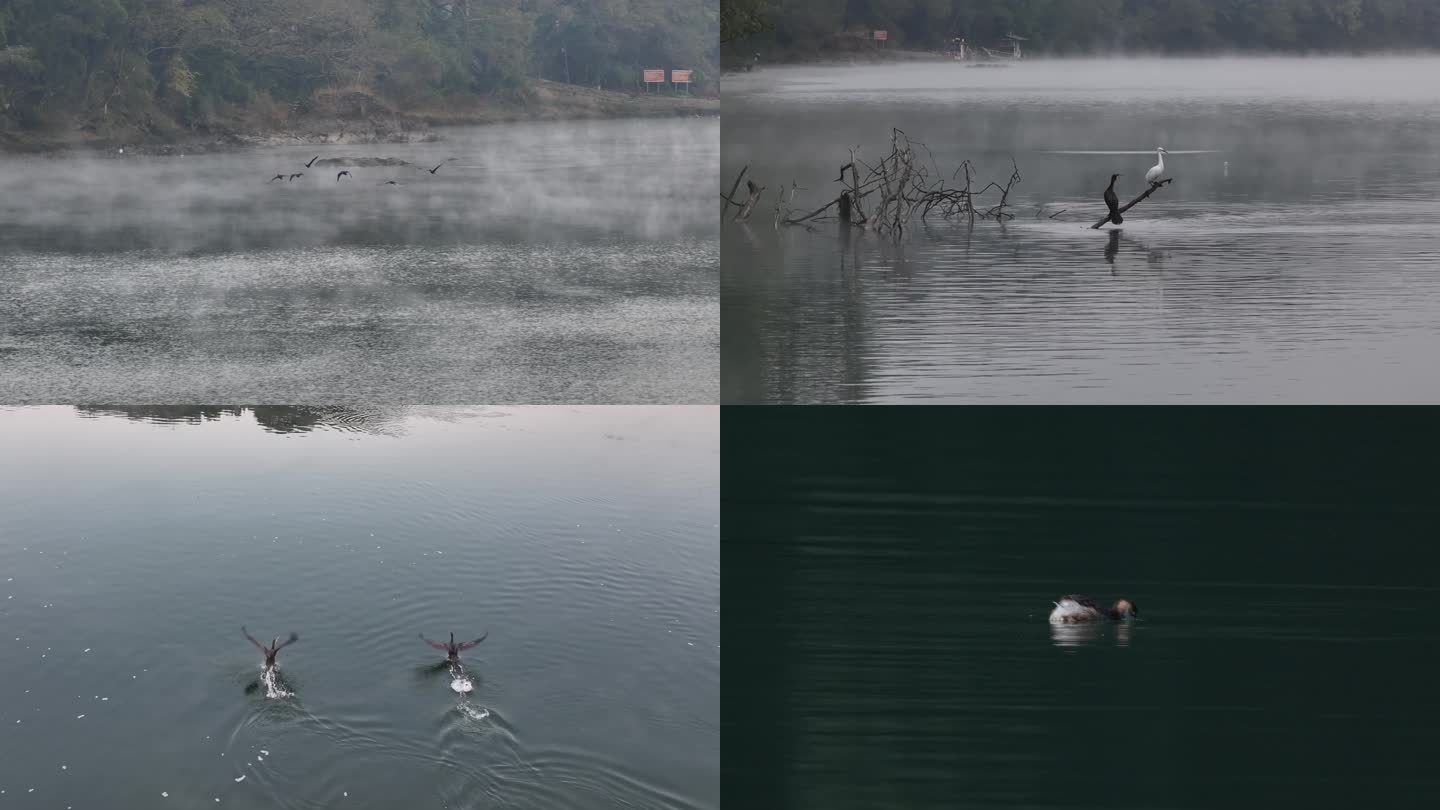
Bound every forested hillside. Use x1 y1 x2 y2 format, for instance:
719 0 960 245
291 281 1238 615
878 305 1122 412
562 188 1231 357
0 0 716 145
726 0 1440 56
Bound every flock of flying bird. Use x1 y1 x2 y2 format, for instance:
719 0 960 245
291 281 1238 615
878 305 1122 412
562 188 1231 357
1101 146 1170 226
267 154 457 186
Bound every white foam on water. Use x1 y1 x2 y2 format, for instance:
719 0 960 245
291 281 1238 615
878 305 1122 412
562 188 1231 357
459 704 489 721
450 677 473 694
260 668 293 699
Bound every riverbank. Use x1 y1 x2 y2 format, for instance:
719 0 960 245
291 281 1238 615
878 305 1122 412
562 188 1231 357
721 47 950 73
0 79 717 155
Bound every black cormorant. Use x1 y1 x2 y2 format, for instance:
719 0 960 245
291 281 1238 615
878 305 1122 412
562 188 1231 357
305 155 320 168
269 174 285 182
420 631 488 665
288 172 304 181
336 171 351 182
242 626 299 670
1103 173 1123 225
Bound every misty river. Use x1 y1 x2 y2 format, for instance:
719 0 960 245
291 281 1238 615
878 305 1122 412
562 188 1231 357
722 57 1440 403
1 117 718 403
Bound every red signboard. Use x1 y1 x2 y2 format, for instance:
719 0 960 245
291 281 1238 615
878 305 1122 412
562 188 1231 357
643 69 665 83
671 70 692 83
873 30 888 41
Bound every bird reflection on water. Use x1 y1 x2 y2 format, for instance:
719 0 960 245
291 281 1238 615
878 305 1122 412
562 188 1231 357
1105 229 1121 265
1051 619 1133 649
1101 229 1169 270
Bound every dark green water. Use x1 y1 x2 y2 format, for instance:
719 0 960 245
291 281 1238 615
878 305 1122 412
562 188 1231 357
724 407 1440 808
0 406 718 809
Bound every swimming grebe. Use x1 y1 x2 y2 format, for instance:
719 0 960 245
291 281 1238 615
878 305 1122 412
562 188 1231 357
1048 595 1138 624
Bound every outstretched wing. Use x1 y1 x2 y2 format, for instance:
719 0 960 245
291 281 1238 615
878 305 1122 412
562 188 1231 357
275 632 299 650
241 626 266 652
457 631 488 650
1061 594 1100 609
419 633 449 651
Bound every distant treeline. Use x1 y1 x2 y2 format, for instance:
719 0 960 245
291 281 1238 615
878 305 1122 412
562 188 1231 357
1 0 716 134
725 0 1440 55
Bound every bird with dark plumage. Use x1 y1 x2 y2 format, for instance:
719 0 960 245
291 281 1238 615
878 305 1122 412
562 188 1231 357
305 155 320 168
1103 173 1123 225
336 171 351 182
424 159 456 175
242 626 299 669
420 631 488 665
288 173 304 181
269 174 285 183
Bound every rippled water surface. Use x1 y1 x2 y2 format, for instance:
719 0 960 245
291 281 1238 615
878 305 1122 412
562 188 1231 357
0 406 718 809
722 58 1440 402
724 407 1440 808
1 119 718 403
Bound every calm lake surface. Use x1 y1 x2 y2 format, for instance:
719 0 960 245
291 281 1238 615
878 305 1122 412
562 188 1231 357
722 58 1440 403
0 406 718 809
0 118 718 403
724 407 1440 808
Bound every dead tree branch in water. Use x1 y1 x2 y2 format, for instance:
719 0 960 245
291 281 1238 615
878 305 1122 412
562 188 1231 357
721 165 748 216
733 129 1022 240
1091 178 1173 229
733 180 765 222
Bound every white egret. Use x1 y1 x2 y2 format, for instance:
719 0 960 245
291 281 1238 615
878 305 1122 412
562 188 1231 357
1145 147 1168 185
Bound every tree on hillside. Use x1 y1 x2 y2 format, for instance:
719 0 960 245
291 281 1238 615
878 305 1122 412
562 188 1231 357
1 0 717 135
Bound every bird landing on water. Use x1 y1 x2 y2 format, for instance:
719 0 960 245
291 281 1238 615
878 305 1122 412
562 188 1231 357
1049 595 1138 624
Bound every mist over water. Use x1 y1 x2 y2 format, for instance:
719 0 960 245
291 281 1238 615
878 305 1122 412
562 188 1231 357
722 57 1440 403
1 118 719 403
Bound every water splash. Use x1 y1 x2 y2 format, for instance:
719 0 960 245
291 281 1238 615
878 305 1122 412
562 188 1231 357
260 668 293 699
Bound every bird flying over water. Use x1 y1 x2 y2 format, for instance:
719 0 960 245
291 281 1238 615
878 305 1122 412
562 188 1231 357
305 155 319 168
336 171 351 182
420 631 488 664
1103 173 1123 225
269 174 285 182
288 173 304 181
378 180 400 185
243 626 299 669
424 159 456 174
